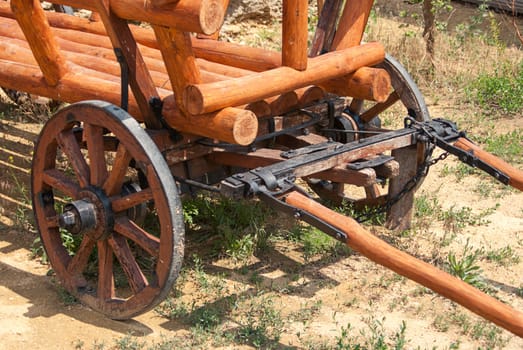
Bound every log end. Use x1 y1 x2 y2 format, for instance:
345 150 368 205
229 108 259 146
200 0 225 35
184 84 205 115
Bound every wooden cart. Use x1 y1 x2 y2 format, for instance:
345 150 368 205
1 0 522 336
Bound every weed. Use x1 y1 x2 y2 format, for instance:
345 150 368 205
235 295 284 349
484 245 521 266
114 334 145 350
446 240 487 291
478 129 523 164
439 204 496 234
467 60 523 115
288 224 350 261
334 318 409 350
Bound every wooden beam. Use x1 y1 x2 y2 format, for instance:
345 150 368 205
282 0 308 70
9 0 67 86
93 0 161 128
162 95 257 145
319 67 391 102
53 0 225 35
332 0 374 50
184 42 386 115
153 26 201 112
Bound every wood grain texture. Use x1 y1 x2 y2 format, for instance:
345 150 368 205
184 42 386 114
285 191 523 337
455 137 523 191
9 0 67 86
332 0 374 50
282 0 308 70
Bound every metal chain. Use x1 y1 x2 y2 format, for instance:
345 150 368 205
354 141 449 223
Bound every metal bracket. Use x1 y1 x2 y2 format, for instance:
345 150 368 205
406 118 510 185
114 48 129 112
257 190 348 242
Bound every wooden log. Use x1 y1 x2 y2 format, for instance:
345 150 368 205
282 0 308 70
245 100 272 118
162 95 258 145
153 25 201 112
184 42 386 115
9 0 68 86
375 159 400 178
55 0 225 35
0 59 141 117
148 0 181 7
332 0 374 50
454 137 523 191
320 67 392 102
285 190 523 338
267 91 299 116
296 86 325 106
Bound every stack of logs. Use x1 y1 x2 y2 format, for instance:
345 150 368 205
0 0 390 145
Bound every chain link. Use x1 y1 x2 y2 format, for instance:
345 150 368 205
354 141 448 223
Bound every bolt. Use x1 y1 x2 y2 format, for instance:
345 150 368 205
58 211 77 230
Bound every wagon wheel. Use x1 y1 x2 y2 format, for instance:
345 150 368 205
31 101 184 319
309 54 430 224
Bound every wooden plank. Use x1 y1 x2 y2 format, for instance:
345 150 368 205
385 145 417 230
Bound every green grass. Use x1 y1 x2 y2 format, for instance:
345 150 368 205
467 60 523 115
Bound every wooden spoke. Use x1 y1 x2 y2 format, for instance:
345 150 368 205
103 143 132 196
97 240 115 300
113 217 160 257
42 169 81 198
111 188 153 213
66 236 96 283
360 91 400 123
45 215 60 229
108 234 148 294
84 123 108 187
32 101 184 319
56 129 90 188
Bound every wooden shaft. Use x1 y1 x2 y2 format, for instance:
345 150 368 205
285 191 523 337
319 67 392 102
332 0 374 50
454 137 523 191
282 0 308 70
9 0 67 86
161 96 258 145
184 42 386 114
153 25 201 112
55 0 225 35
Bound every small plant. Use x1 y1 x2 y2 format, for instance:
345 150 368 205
235 295 284 349
334 318 409 350
446 241 486 291
485 245 521 266
467 60 523 115
114 334 145 350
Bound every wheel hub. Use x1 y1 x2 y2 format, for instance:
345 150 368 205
58 187 114 241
